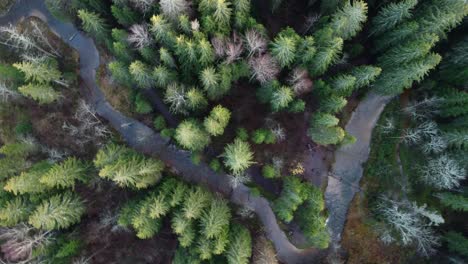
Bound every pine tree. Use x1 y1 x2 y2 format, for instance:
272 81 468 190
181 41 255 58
172 210 196 247
13 60 61 84
150 15 176 46
200 67 220 100
311 112 339 128
175 120 211 151
159 47 177 68
226 224 252 264
77 9 108 40
0 197 32 226
350 65 382 89
18 83 60 104
371 0 418 35
308 125 345 145
197 38 215 67
445 232 468 257
200 199 231 239
439 38 468 87
109 61 133 86
204 105 231 136
271 86 294 111
309 29 343 76
319 94 347 114
329 74 356 97
443 130 468 150
40 157 88 189
438 192 468 212
273 176 309 222
129 61 154 89
131 201 162 239
182 187 212 220
416 0 468 38
28 192 85 230
4 161 52 195
153 65 177 88
377 34 439 68
222 139 255 175
329 0 368 40
95 144 164 189
270 28 300 68
374 21 420 52
111 4 139 27
148 193 170 219
374 53 441 95
186 88 208 111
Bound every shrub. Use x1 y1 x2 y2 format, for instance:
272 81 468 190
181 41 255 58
153 115 167 131
236 127 249 141
262 164 278 178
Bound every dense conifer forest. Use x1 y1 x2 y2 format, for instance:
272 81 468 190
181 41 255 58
0 0 466 263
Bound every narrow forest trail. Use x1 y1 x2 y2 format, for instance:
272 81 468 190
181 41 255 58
0 1 327 263
325 92 394 244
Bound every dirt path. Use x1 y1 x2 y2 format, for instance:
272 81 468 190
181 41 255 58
0 1 328 263
325 92 394 244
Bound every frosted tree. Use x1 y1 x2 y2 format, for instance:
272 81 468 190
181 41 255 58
160 0 189 20
130 0 156 13
419 155 466 190
128 24 152 49
377 196 443 256
244 29 267 57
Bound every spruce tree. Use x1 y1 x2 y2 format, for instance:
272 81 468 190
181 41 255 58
4 161 52 195
222 139 255 175
329 0 368 40
175 120 211 151
18 83 60 104
371 0 418 35
77 9 108 40
129 60 154 89
13 60 61 84
270 28 300 68
182 187 212 220
0 197 32 226
226 224 252 264
40 157 88 189
438 193 468 212
28 192 85 230
204 105 231 136
200 199 231 239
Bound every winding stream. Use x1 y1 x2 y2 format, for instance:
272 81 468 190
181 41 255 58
1 1 394 262
325 92 394 244
0 1 325 263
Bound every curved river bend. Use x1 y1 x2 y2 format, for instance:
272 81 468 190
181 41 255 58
1 1 393 262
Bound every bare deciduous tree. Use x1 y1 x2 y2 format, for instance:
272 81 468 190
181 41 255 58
130 0 156 13
62 100 111 148
0 225 51 263
211 36 226 58
376 196 443 256
127 24 151 49
160 0 189 20
288 67 313 95
249 54 280 84
244 29 267 57
0 82 20 103
0 23 59 58
419 154 466 190
164 83 187 115
225 32 244 64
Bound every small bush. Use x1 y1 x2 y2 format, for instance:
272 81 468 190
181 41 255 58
236 127 249 141
209 159 222 172
135 93 152 114
262 164 278 178
161 128 175 139
153 115 167 131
